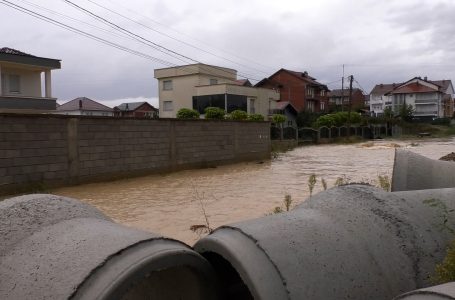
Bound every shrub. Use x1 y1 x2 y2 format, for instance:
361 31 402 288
272 114 286 125
314 111 362 128
229 110 248 120
204 107 225 119
432 118 451 126
248 114 265 121
176 108 200 119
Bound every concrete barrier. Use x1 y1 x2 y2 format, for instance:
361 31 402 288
0 194 220 300
194 185 455 300
392 149 455 191
393 282 455 299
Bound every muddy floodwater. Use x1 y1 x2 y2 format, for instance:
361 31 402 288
51 138 455 245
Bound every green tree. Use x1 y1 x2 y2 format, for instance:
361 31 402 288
383 106 394 119
176 108 200 119
399 104 414 122
272 114 286 140
204 107 225 119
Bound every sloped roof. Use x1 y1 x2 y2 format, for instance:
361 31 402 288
370 83 401 95
115 102 157 112
259 68 328 90
276 101 298 113
430 80 452 92
328 88 363 97
234 79 252 87
57 97 113 111
0 47 35 57
390 82 439 94
0 47 61 69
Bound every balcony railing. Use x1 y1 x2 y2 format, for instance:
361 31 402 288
0 95 57 111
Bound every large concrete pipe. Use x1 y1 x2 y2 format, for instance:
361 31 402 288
0 194 220 300
392 149 455 191
393 282 455 299
194 185 455 300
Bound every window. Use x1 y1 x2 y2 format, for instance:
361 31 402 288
0 74 5 94
320 90 325 96
163 100 173 111
209 78 218 85
320 102 325 111
163 80 173 91
9 74 20 93
249 98 255 114
306 87 314 98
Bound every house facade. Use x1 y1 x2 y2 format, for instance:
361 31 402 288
369 83 399 117
114 102 158 118
154 63 279 118
387 77 454 120
255 69 329 114
327 88 366 112
0 47 61 112
56 97 113 116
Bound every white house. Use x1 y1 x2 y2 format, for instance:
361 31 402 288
154 63 279 118
56 97 113 116
0 47 61 112
370 77 454 119
369 83 399 116
386 77 454 120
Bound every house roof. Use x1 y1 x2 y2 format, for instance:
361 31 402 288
429 80 453 92
328 88 363 97
234 79 252 87
57 97 113 111
115 102 157 112
370 83 401 95
258 68 329 90
0 47 35 57
389 82 439 94
0 47 61 69
276 101 298 113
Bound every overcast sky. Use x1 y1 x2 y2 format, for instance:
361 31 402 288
1 0 455 108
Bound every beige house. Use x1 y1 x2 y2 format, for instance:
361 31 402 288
0 47 61 112
154 63 279 118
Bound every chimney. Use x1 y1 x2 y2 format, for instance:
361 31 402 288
424 76 428 81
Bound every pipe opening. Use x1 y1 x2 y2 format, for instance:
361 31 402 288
119 265 209 300
202 252 253 300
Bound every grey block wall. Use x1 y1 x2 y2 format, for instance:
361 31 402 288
0 114 271 194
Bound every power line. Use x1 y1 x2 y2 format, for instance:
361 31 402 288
61 0 196 65
15 0 144 42
102 0 277 73
2 0 265 82
84 0 272 76
61 0 262 80
0 0 178 67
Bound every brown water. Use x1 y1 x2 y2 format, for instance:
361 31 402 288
51 138 455 245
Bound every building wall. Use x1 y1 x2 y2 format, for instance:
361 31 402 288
1 67 42 97
0 114 270 195
155 64 238 118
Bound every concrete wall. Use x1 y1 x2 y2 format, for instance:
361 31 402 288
0 114 271 195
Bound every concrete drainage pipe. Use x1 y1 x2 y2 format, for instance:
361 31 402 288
0 194 220 300
194 185 455 300
393 282 455 300
392 149 455 191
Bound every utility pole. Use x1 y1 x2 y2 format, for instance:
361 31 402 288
341 64 344 112
347 75 353 138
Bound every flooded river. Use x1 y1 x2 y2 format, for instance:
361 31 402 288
51 138 455 245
